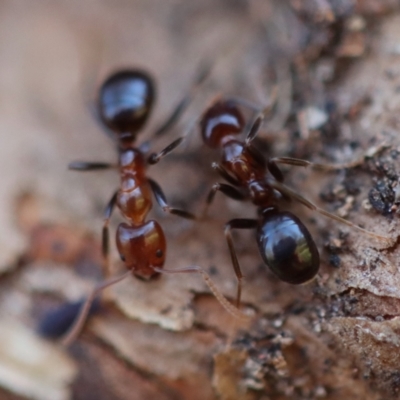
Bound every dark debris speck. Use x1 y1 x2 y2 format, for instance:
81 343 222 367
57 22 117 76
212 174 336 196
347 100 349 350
343 174 361 196
368 180 394 215
329 254 341 268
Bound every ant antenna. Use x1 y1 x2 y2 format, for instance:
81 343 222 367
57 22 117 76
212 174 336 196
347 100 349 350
61 271 131 346
268 179 393 245
153 266 250 320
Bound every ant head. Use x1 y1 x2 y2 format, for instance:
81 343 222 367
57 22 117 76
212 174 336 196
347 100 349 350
200 100 245 148
98 70 156 142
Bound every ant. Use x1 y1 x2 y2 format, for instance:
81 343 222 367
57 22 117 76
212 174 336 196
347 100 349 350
60 68 242 346
199 98 391 307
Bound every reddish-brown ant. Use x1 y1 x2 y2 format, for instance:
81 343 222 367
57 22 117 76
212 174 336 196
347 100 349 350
61 68 242 346
199 98 391 307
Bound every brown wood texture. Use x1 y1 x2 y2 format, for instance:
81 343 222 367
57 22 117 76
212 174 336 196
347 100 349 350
1 1 400 399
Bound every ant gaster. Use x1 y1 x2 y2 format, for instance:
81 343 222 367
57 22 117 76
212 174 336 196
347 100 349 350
200 98 391 307
61 68 242 346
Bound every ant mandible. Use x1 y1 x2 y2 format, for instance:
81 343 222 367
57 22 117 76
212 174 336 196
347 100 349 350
61 68 242 346
200 98 391 307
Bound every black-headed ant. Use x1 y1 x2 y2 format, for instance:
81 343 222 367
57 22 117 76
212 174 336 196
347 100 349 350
199 98 391 307
60 68 242 345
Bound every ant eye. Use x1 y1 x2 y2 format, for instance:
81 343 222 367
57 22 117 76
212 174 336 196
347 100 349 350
120 254 126 262
156 249 163 258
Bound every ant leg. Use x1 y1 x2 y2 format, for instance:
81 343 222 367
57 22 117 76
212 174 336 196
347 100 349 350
245 114 265 146
224 219 258 307
224 89 278 147
267 160 284 182
203 181 246 218
147 63 212 164
147 112 202 165
206 183 246 207
211 162 241 186
102 191 118 277
69 161 116 171
243 102 276 146
268 179 392 245
60 270 131 346
143 116 199 161
147 137 184 165
148 178 196 220
153 62 212 138
152 266 250 320
269 142 389 172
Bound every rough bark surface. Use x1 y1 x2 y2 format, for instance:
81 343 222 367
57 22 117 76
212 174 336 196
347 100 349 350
1 1 400 399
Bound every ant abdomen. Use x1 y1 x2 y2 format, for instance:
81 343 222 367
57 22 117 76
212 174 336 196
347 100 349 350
257 210 319 284
98 70 156 139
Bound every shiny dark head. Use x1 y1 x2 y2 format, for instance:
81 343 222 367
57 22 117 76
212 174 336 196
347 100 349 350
98 70 156 141
200 100 245 148
257 211 319 284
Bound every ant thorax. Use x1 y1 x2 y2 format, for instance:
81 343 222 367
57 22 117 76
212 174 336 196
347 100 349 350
117 148 153 225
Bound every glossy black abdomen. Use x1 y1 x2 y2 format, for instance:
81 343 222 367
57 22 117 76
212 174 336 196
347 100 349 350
257 211 319 284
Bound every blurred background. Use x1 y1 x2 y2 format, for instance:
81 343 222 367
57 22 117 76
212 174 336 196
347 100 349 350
1 1 400 399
